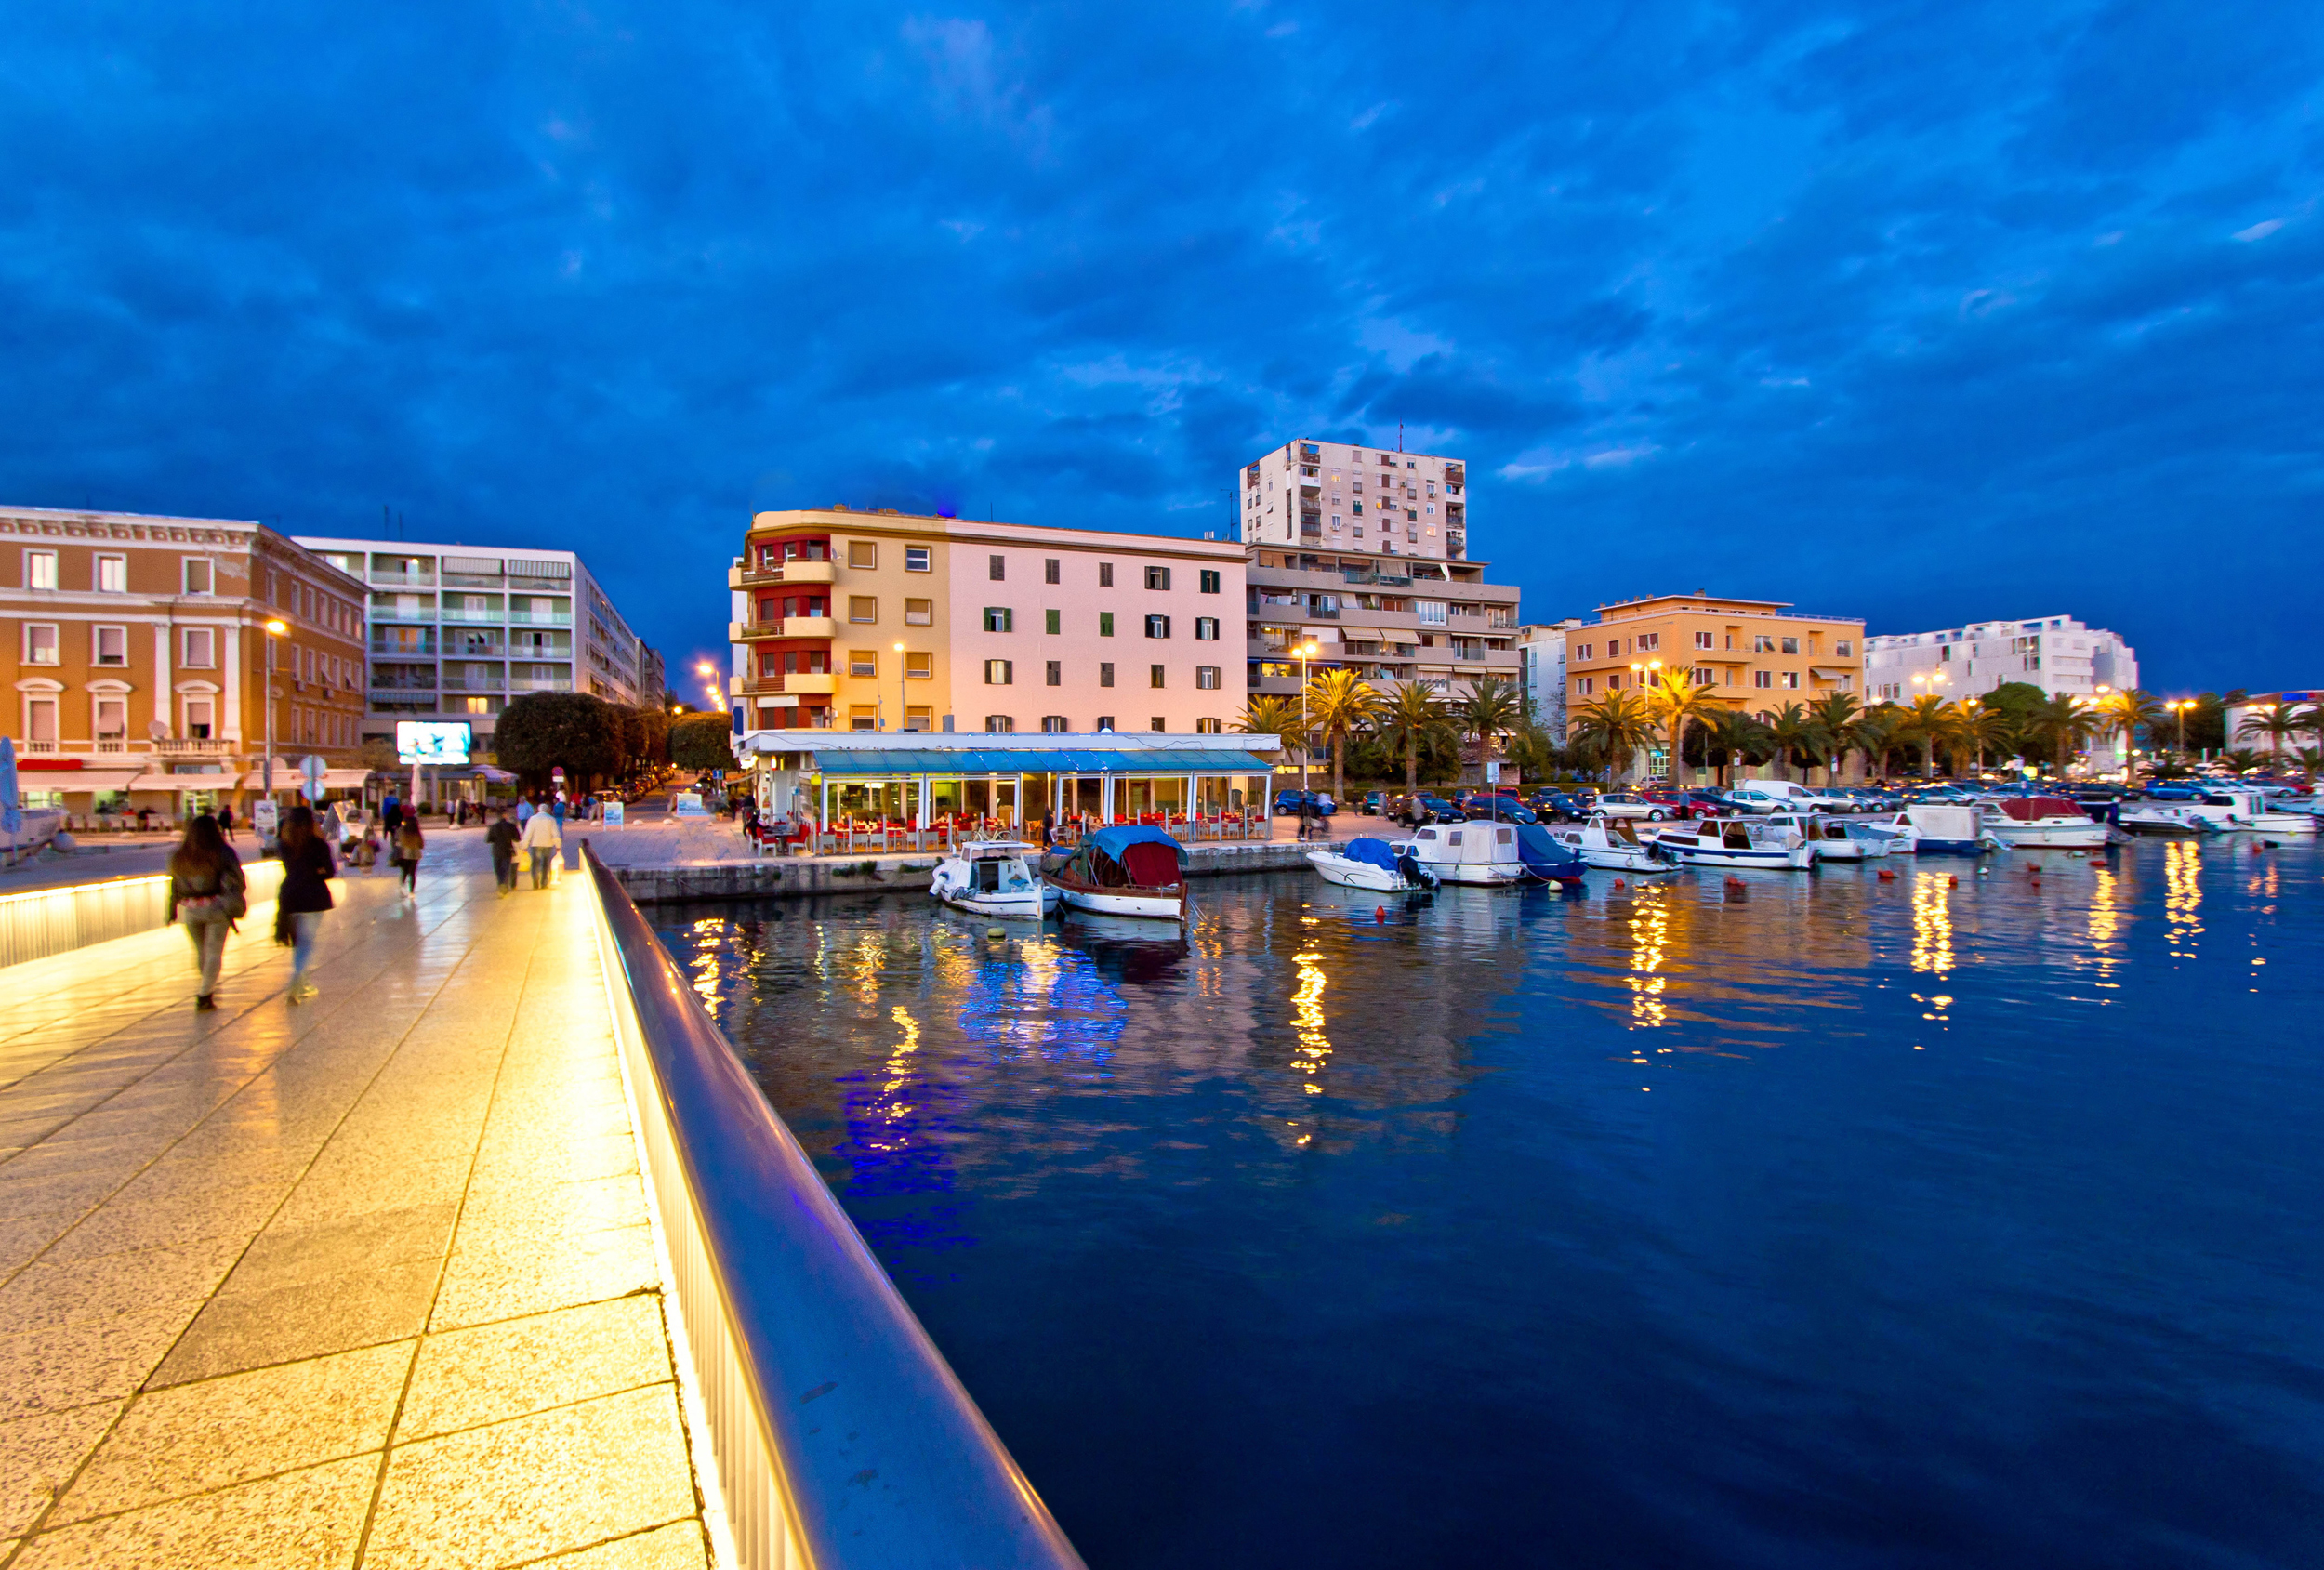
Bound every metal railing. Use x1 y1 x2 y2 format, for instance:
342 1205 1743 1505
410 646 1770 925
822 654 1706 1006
0 859 288 970
579 847 1086 1570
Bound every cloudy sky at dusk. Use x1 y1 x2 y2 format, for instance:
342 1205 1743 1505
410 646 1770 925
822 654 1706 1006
4 2 2317 692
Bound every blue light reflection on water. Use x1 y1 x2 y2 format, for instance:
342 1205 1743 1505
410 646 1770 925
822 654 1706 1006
659 842 2324 1568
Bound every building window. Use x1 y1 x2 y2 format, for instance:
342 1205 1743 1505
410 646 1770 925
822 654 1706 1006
905 599 933 626
984 607 1013 633
1780 636 1799 654
1637 632 1659 652
1095 714 1115 731
1605 673 1621 691
1099 612 1115 637
184 559 214 595
1045 558 1060 585
1694 630 1713 650
1099 562 1114 588
1144 614 1170 639
92 626 127 666
905 652 932 679
1045 609 1061 635
1100 662 1114 688
1196 666 1221 690
1195 717 1221 734
24 624 59 665
1144 566 1170 591
1150 664 1166 688
96 554 126 593
1042 715 1069 732
989 554 1006 581
183 697 214 738
23 697 58 744
849 650 878 677
1754 670 1774 689
1691 666 1715 686
848 541 877 569
1754 635 1775 653
849 596 878 624
1835 639 1854 657
25 550 58 590
1576 642 1593 661
1195 616 1219 640
985 715 1014 733
905 546 931 573
1782 670 1800 689
984 659 1012 685
94 697 126 739
905 706 933 732
1148 717 1167 732
1200 570 1221 594
180 627 216 668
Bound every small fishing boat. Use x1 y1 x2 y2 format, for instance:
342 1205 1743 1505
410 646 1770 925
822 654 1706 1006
2189 789 2317 836
2119 803 2223 837
929 839 1058 918
1514 824 1588 887
1654 818 1815 870
1848 816 1918 855
1053 825 1191 922
1758 811 1891 862
1903 803 1995 855
1308 837 1436 891
1983 796 2112 850
1552 813 1670 873
1408 820 1527 885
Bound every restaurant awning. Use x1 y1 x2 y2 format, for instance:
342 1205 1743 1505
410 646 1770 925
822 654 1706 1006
231 767 374 789
806 746 1276 777
25 769 140 791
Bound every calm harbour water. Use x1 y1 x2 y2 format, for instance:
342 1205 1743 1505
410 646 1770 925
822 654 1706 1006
656 840 2324 1569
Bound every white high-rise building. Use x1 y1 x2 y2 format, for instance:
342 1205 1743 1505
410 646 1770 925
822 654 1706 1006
1238 438 1468 561
1864 614 2136 704
1516 619 1586 731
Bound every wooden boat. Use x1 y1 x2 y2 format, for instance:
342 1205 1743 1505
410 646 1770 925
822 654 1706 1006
1053 825 1190 922
929 839 1058 918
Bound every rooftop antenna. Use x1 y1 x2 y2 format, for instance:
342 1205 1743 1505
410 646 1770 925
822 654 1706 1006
1398 422 1405 453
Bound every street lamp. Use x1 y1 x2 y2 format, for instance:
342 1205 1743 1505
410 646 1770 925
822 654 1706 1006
2169 699 2191 758
1296 640 1320 798
262 619 287 817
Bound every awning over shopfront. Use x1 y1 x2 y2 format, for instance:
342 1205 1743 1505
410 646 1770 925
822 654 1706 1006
21 769 141 792
232 767 374 790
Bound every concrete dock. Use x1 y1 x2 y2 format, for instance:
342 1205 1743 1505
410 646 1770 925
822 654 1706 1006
0 847 712 1567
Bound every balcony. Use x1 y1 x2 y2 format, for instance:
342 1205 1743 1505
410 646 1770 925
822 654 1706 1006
508 675 574 693
369 570 436 588
371 640 438 659
729 616 836 642
505 611 572 627
440 606 504 626
729 560 837 590
733 673 836 696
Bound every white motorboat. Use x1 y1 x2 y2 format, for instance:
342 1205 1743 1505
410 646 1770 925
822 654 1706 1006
1308 837 1437 891
2191 788 2317 836
1408 820 1527 885
929 839 1058 918
1983 796 2112 850
1053 825 1190 922
1903 803 1995 855
1552 814 1671 873
2119 803 2222 836
1757 811 1891 862
1848 815 1919 855
1654 818 1815 870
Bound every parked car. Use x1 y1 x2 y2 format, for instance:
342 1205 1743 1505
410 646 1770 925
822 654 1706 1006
1273 789 1338 817
1591 791 1674 822
1459 793 1538 824
1395 793 1468 825
1727 781 1855 813
1676 788 1736 817
1360 790 1391 816
1526 790 1592 822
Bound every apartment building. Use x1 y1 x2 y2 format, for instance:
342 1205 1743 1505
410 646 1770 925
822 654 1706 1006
730 508 1248 735
3 506 369 816
1240 437 1468 561
293 537 649 751
1566 594 1866 731
1863 614 2137 704
1517 619 1587 731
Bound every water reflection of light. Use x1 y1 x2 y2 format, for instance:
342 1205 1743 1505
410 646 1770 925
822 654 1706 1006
1291 946 1331 1093
865 1004 921 1145
1911 874 1954 978
2164 841 2203 959
2087 864 2123 981
689 915 730 1009
1627 888 1670 1033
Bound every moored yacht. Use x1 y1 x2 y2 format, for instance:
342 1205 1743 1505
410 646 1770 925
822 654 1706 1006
1983 796 2112 850
2118 803 2221 836
1552 813 1671 873
1654 818 1814 870
1053 825 1192 921
1308 837 1437 891
2189 788 2317 836
1408 820 1527 885
929 839 1059 918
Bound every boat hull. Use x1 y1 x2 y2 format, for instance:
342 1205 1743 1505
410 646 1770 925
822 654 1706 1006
1057 884 1185 921
1912 838 1991 855
1986 821 2111 850
1307 852 1424 891
1666 843 1814 870
933 886 1058 918
1428 862 1528 885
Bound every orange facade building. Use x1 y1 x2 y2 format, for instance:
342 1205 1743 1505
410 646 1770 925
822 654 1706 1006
1566 593 1866 721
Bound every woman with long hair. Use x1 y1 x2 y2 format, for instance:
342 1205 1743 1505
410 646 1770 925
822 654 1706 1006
167 812 245 1010
274 804 337 1002
393 811 426 897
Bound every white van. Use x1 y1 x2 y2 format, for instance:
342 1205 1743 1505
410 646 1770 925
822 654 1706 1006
1727 780 1852 814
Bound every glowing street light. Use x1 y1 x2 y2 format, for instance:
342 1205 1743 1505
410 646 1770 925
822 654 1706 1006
262 618 289 813
1296 640 1321 801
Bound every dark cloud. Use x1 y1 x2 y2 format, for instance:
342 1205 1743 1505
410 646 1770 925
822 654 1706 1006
0 0 2317 688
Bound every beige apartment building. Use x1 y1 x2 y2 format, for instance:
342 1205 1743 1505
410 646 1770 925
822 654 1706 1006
730 508 1248 735
1566 594 1866 727
2 506 371 818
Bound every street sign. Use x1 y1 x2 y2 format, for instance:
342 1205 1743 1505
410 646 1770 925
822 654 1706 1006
252 799 279 835
552 766 566 781
301 754 327 783
1485 760 1501 785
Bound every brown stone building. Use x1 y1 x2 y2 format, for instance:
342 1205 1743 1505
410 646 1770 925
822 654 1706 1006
2 505 371 821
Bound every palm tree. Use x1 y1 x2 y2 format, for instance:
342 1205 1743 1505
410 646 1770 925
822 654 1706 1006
1955 697 2020 774
1891 694 1958 779
1571 692 1657 785
1456 675 1525 788
2236 699 2308 774
1372 684 1455 798
1805 693 1863 786
2028 693 2098 774
2093 688 2165 772
1302 668 1383 806
1763 702 1829 783
1704 708 1772 787
1235 696 1307 788
1644 670 1727 786
2222 747 2266 775
1857 703 1905 781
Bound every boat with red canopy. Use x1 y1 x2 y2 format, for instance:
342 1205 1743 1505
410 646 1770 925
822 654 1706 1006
1983 795 2112 849
1053 825 1190 922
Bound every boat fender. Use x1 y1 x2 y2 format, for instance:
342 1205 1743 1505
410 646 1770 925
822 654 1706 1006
1948 876 1958 888
1375 905 1385 924
1877 868 1896 880
986 926 1006 939
1613 879 1625 891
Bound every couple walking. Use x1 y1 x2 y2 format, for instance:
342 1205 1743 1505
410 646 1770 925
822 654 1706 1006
484 803 564 894
167 805 338 1008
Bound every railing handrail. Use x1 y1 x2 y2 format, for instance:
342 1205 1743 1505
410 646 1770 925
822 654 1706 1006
582 847 1087 1569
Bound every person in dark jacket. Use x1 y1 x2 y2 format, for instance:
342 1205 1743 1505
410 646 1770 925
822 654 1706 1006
168 812 245 1010
274 805 337 1002
485 808 521 896
393 815 426 896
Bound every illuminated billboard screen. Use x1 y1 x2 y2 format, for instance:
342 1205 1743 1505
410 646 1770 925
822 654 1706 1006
395 720 473 766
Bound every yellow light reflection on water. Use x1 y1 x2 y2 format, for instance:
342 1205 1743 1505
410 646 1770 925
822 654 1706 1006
869 1004 921 1143
2164 840 2203 959
1628 887 1670 1033
2087 864 2122 980
1911 874 1954 979
1290 946 1331 1093
689 915 729 1009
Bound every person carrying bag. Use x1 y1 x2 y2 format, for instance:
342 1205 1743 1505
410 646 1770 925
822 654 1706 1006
168 812 246 1011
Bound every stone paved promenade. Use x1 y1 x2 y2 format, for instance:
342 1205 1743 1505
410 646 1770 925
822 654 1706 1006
0 845 713 1567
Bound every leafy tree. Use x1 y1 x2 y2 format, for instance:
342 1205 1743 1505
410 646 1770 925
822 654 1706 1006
1505 718 1562 784
2093 688 2164 766
1303 668 1384 805
1955 697 2021 772
2222 747 2265 774
1891 694 1957 779
2179 689 2245 755
1571 692 1657 784
496 692 621 786
669 713 735 772
1644 671 1726 785
1372 684 1457 797
2235 699 2311 773
1703 709 1773 786
358 735 401 773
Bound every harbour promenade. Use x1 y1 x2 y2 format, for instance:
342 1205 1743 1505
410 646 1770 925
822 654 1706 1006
0 843 714 1567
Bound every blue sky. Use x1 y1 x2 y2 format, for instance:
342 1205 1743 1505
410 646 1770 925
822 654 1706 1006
3 2 2318 693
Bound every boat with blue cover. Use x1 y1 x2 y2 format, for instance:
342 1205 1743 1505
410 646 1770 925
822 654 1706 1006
1514 824 1588 886
1053 825 1191 922
1307 837 1436 891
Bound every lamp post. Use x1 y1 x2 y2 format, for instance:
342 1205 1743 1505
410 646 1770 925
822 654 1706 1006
2170 699 2190 759
1296 640 1320 798
262 619 287 816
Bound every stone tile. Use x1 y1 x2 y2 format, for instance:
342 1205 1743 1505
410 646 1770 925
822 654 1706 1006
223 1203 459 1298
472 1132 638 1187
0 1168 124 1221
0 1208 88 1277
39 1180 284 1265
535 1519 709 1569
0 1401 123 1537
365 1387 694 1570
397 1297 670 1442
0 1305 194 1418
150 1258 440 1387
458 1174 648 1238
52 1340 412 1524
0 1237 244 1336
267 1158 475 1230
429 1225 658 1332
8 1452 376 1570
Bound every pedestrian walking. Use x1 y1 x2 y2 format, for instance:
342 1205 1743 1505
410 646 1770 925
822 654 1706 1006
486 807 520 896
167 813 246 1011
274 805 337 1002
521 800 562 889
551 795 567 831
218 802 236 838
382 794 403 837
515 796 534 828
393 814 426 897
